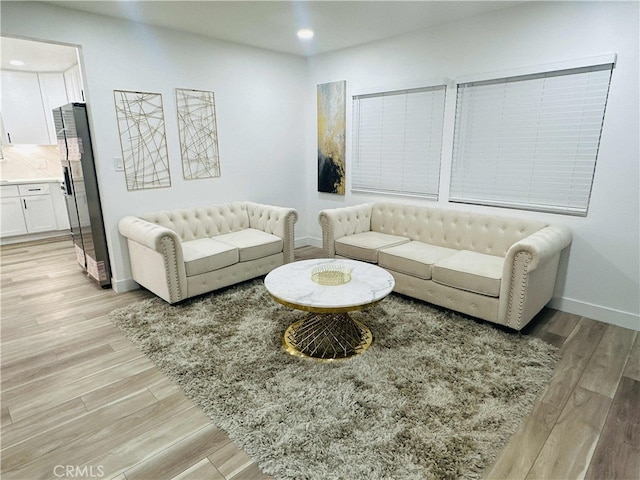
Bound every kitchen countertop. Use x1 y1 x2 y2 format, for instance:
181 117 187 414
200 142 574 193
1 178 62 185
0 145 63 182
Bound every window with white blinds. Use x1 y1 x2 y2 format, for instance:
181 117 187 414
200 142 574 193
352 85 446 198
450 63 614 215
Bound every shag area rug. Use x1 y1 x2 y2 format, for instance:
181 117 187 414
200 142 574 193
110 279 558 480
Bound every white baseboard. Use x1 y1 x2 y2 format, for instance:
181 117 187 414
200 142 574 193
549 296 640 331
0 230 69 246
295 236 322 248
112 277 140 294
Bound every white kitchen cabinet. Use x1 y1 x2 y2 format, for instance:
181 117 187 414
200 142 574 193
20 184 58 233
64 65 84 103
0 186 28 236
0 182 66 240
39 73 69 144
1 70 74 145
1 71 51 145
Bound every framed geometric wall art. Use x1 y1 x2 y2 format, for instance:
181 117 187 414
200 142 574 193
175 88 221 180
317 80 346 195
114 90 171 190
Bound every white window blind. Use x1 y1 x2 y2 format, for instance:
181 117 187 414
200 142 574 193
451 63 613 215
352 85 446 198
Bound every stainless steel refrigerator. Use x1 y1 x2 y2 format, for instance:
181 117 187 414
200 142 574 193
53 103 111 287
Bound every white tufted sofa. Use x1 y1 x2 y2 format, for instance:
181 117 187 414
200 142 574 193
319 202 572 330
119 202 298 303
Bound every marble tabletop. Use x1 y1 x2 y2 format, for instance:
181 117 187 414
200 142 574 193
264 258 395 312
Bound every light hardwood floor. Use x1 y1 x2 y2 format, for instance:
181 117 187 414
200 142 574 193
1 238 638 479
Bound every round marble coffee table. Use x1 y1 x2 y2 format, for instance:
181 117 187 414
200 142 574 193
264 259 395 360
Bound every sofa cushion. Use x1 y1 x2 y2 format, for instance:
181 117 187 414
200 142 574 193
215 228 283 262
182 238 239 276
335 231 410 263
379 241 459 280
432 250 504 297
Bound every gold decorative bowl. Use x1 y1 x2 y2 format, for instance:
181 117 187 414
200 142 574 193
311 264 352 286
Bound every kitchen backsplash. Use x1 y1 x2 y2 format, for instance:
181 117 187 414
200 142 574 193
0 145 63 181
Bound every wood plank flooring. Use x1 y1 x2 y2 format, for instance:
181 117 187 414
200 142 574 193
1 238 638 479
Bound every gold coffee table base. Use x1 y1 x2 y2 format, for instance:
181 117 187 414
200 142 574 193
283 312 373 361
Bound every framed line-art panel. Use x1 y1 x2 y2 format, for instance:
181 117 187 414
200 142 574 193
175 88 221 180
317 80 346 195
114 90 171 190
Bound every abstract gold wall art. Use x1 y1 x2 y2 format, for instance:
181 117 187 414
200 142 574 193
114 90 171 190
175 88 221 180
317 81 346 195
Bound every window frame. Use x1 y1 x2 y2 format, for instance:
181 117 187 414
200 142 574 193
351 80 449 199
449 55 616 216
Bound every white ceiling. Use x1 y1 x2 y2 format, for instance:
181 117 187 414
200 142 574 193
41 1 522 57
1 37 78 72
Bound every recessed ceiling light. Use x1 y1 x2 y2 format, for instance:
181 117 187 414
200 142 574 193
297 29 314 40
9 59 25 66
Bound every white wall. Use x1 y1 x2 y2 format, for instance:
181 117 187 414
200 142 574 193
305 1 640 330
3 1 638 330
1 1 310 291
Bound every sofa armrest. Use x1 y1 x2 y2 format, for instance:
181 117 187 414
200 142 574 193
318 204 374 257
246 202 298 263
118 216 187 303
499 225 572 329
505 225 572 272
119 216 181 252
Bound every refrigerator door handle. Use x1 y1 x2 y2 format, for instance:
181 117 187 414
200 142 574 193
62 166 73 195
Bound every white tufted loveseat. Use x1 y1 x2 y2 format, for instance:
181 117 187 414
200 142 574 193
319 202 572 330
119 202 298 303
